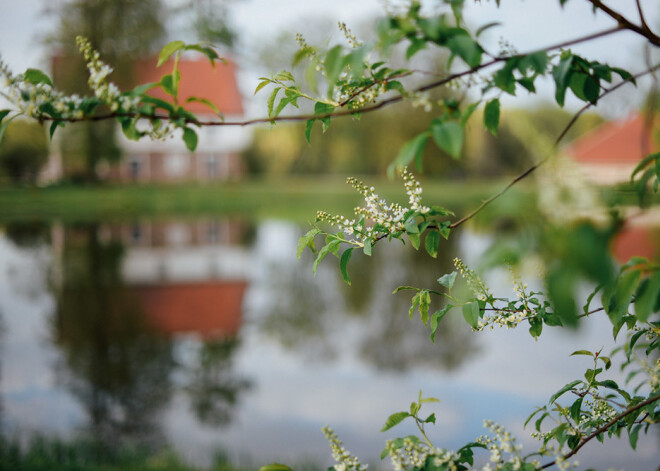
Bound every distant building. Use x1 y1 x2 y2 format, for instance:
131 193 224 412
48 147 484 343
566 113 659 184
47 55 249 183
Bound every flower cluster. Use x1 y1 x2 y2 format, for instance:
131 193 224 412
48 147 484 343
338 22 362 48
316 167 429 245
477 421 527 471
475 269 538 331
76 36 122 108
453 258 492 302
322 426 367 471
385 438 459 471
0 57 85 120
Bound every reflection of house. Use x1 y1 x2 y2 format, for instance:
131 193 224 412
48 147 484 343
566 114 659 184
48 55 249 182
53 220 251 340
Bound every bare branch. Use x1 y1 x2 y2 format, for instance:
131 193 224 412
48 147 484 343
635 0 650 32
586 0 660 46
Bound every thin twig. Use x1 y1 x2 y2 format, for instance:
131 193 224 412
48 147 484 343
635 0 650 31
540 393 660 469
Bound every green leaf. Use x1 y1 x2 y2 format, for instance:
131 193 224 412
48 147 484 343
267 87 280 118
570 350 594 357
260 464 293 471
424 413 436 424
409 292 421 319
23 68 54 88
381 411 410 432
182 127 198 151
419 290 431 325
324 45 345 95
604 269 642 327
0 110 10 124
363 240 372 256
160 74 175 95
484 98 500 136
297 228 320 259
549 380 582 404
631 151 660 179
528 317 543 338
313 239 342 274
569 397 583 423
430 306 451 342
274 70 295 82
437 272 457 289
629 423 642 450
340 248 354 285
553 55 574 107
254 79 271 95
158 40 186 67
425 230 440 258
304 119 315 144
431 121 463 160
388 132 430 177
634 272 660 322
519 51 548 74
183 44 222 65
392 286 419 294
408 232 421 250
476 21 501 37
186 96 222 116
447 35 482 68
462 301 480 329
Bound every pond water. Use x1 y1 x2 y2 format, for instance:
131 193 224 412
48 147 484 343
0 218 658 470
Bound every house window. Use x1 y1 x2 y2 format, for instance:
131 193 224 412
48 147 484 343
207 221 219 243
128 158 141 180
206 155 219 179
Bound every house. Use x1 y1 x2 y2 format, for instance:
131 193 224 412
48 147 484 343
565 113 659 184
47 54 249 183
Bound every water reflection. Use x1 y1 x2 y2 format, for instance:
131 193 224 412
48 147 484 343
49 221 253 448
0 217 658 469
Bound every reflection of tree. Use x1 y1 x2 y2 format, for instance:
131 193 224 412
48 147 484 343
186 337 251 427
258 227 477 372
4 221 50 248
53 224 175 448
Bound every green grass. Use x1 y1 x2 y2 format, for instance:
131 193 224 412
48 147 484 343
0 176 517 223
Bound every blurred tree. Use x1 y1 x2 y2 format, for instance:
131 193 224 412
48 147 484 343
186 0 239 49
45 0 166 182
0 119 49 185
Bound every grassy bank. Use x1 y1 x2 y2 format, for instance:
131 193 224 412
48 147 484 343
0 176 518 223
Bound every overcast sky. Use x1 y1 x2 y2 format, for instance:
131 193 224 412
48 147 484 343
1 0 659 115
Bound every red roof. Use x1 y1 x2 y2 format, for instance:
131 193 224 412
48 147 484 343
611 226 659 263
134 56 244 116
133 281 247 339
567 114 659 164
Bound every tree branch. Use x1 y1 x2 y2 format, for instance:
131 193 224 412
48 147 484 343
635 0 650 31
586 0 660 47
34 26 623 127
540 393 660 469
449 63 659 229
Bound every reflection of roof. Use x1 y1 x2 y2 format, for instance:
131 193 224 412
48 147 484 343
133 57 244 116
133 281 247 338
566 114 659 165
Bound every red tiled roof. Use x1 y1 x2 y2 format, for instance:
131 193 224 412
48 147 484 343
133 56 244 116
611 227 658 263
133 281 247 339
566 114 659 164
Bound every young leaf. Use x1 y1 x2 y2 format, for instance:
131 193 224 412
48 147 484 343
340 247 354 285
408 232 421 250
297 228 320 259
431 121 463 160
437 272 457 289
381 411 411 432
304 119 315 144
158 40 186 67
260 464 293 471
484 98 500 136
462 301 480 329
313 239 342 274
430 306 451 342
